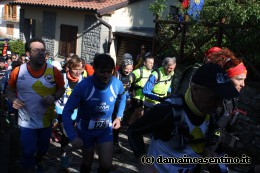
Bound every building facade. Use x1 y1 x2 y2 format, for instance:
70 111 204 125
11 0 178 63
0 3 20 39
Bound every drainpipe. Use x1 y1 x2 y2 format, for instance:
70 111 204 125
95 13 112 53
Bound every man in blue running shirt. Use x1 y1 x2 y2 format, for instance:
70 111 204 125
62 54 126 173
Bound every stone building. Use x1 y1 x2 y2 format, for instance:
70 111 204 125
0 2 20 39
9 0 178 64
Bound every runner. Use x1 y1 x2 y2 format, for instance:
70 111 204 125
128 63 239 173
54 56 86 170
128 53 154 124
62 54 126 173
142 57 176 113
5 37 65 173
113 53 134 153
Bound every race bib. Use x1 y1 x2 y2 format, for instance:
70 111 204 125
88 119 109 130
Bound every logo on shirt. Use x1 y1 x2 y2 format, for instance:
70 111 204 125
45 74 53 82
216 73 230 84
109 96 114 102
95 102 109 112
91 97 99 101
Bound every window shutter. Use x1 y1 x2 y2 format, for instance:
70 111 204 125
59 25 78 56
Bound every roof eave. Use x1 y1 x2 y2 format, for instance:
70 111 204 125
9 0 140 15
9 2 97 13
95 0 140 16
97 1 129 15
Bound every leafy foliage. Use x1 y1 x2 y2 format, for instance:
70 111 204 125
149 0 167 17
8 39 25 56
150 0 260 66
201 0 259 25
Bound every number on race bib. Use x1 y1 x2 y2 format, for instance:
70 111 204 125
94 121 107 128
88 119 109 129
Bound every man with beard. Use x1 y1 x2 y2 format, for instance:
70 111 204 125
5 38 65 173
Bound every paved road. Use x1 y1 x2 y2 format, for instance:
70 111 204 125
44 131 141 173
0 120 149 173
0 114 255 173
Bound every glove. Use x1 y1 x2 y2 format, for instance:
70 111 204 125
71 137 83 149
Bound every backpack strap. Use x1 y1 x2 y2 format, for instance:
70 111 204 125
131 67 144 91
154 69 160 84
154 69 173 84
133 67 143 84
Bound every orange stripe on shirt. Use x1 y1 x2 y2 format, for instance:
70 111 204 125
8 63 65 89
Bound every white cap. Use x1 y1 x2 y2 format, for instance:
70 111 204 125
7 50 11 55
52 60 62 70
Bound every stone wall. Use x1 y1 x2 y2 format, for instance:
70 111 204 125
42 11 56 57
237 82 260 120
81 15 101 63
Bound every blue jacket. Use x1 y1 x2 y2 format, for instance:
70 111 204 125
62 75 126 141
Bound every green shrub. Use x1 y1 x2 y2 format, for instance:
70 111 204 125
8 39 25 56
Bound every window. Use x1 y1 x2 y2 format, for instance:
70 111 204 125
4 5 17 21
59 25 78 56
6 24 14 35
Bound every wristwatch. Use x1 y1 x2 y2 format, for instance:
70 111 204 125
117 117 122 121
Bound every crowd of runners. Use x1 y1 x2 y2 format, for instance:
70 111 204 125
0 37 259 173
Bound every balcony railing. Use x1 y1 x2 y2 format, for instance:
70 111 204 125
2 14 19 22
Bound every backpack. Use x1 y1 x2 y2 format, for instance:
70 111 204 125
115 70 133 92
132 67 143 85
154 68 173 84
131 67 144 92
204 99 260 172
156 95 207 150
175 63 202 94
